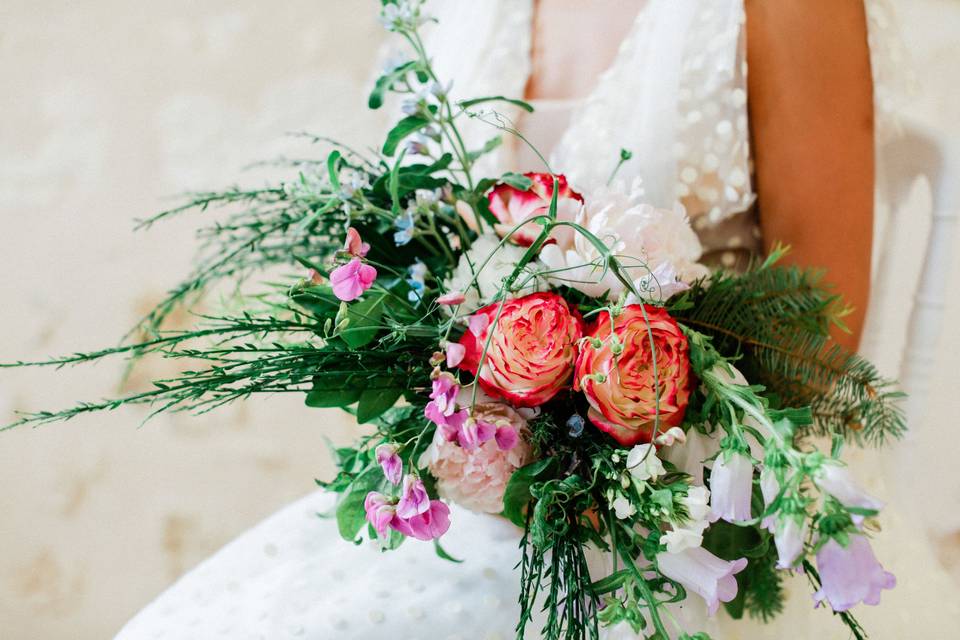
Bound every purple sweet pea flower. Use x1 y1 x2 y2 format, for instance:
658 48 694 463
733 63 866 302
396 475 430 519
658 546 748 615
392 499 451 541
710 451 754 523
364 492 397 537
375 444 402 485
814 535 896 611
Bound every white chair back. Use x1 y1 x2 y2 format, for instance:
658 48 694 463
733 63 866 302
864 118 958 424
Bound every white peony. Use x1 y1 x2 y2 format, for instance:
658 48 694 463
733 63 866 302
539 179 709 301
445 232 540 311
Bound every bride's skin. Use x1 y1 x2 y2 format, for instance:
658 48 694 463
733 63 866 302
526 0 874 352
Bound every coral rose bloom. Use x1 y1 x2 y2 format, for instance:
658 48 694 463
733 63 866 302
575 305 691 446
487 172 583 247
458 292 583 407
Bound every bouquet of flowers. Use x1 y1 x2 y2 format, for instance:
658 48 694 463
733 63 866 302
4 2 904 639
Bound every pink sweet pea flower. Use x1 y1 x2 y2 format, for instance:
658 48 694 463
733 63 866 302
710 451 754 523
375 444 402 485
446 342 466 368
814 535 895 611
330 258 377 302
467 312 490 337
396 475 430 519
658 546 748 615
392 499 451 541
494 424 519 451
457 419 496 451
364 492 397 537
344 227 370 257
424 372 470 432
437 291 466 306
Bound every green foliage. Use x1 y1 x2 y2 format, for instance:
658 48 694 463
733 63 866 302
741 546 786 623
340 294 387 348
675 256 905 446
382 115 430 156
501 458 558 527
356 384 405 423
369 60 420 109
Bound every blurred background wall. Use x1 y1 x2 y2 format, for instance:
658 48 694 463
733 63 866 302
0 1 957 638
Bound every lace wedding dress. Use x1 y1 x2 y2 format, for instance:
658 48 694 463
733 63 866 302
117 2 957 639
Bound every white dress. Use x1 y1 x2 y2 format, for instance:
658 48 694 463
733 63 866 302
118 2 956 639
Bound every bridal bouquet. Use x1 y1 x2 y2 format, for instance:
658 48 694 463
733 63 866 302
5 2 903 639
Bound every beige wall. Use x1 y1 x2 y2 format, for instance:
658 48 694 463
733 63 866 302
0 1 958 638
0 2 381 638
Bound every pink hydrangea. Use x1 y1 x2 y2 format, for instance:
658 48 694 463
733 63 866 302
423 400 532 513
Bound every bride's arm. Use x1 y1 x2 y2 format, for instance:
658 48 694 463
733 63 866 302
745 0 875 352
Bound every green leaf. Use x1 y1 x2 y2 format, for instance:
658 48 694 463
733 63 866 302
305 385 361 408
326 150 342 192
382 115 429 157
702 520 767 560
458 96 535 113
340 294 386 349
466 136 503 162
335 468 383 541
356 384 404 424
433 539 464 563
368 60 418 110
501 458 557 527
500 172 533 191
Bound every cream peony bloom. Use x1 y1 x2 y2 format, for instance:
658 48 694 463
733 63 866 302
539 179 708 301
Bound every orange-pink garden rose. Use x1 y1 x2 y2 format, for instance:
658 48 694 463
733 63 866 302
574 305 691 446
458 292 583 407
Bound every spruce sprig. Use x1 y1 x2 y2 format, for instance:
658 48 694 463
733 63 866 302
675 250 905 446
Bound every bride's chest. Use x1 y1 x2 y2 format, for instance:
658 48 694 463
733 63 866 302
524 0 646 102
